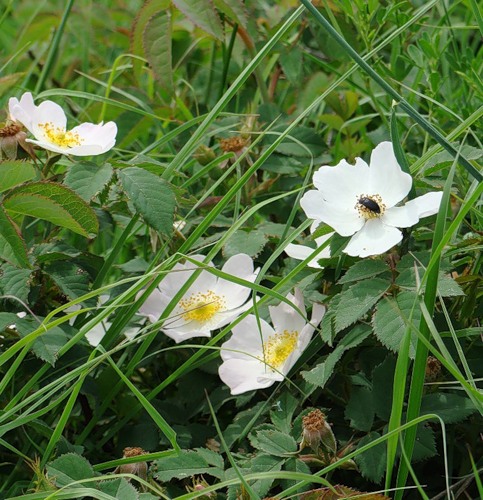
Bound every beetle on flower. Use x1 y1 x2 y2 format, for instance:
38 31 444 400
138 254 258 344
8 92 117 157
218 289 325 395
300 141 443 258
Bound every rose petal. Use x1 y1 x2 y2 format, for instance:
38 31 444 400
368 142 412 207
382 204 420 228
404 191 443 218
344 219 403 257
269 289 306 334
219 358 276 395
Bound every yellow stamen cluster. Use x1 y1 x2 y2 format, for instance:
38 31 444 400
180 290 226 322
39 122 82 148
262 330 299 369
355 193 386 219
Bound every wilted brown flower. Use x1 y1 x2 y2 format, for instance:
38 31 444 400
301 409 337 457
219 136 248 154
0 121 36 160
425 355 442 382
114 447 148 481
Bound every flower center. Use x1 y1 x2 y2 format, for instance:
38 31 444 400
262 330 299 369
179 290 226 322
355 194 386 219
38 122 83 148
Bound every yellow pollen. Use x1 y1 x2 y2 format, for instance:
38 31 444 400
262 330 299 369
179 290 225 322
355 193 386 220
39 122 82 148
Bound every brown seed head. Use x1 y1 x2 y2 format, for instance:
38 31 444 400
219 136 248 153
302 409 337 456
425 356 442 382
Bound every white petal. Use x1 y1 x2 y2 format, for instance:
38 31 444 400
269 289 306 334
220 315 272 361
300 190 364 237
86 322 109 347
137 287 167 322
368 142 412 207
213 299 255 330
219 358 276 395
344 219 403 257
158 256 208 295
296 303 326 354
284 243 323 269
215 253 257 309
404 191 443 218
31 100 68 134
383 204 419 228
312 158 371 207
162 326 212 344
9 93 36 133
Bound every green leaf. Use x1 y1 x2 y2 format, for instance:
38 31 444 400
302 324 371 387
223 229 268 258
64 161 114 201
0 160 36 193
338 259 390 284
0 263 32 303
355 432 386 484
16 317 71 366
3 181 98 237
152 449 224 482
280 47 303 85
420 393 478 423
345 387 375 431
270 392 299 434
412 424 437 462
250 429 297 457
130 0 170 80
276 126 325 157
143 9 173 93
118 167 176 234
373 292 420 358
372 356 396 421
213 0 248 28
46 453 96 488
0 204 30 268
173 0 224 40
44 261 95 307
334 278 389 332
97 478 139 500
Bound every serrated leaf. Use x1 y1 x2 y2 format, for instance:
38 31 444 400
44 261 94 306
213 0 247 28
152 450 224 481
412 424 437 462
334 278 389 332
0 263 32 302
223 229 268 258
46 453 96 487
420 393 478 423
0 160 36 193
64 161 113 201
173 0 224 40
131 0 171 80
355 432 386 483
97 478 139 500
16 317 70 366
270 392 299 434
302 324 371 387
345 387 374 431
372 356 396 421
251 429 297 456
118 167 176 234
338 259 389 284
373 292 420 358
3 181 98 237
143 9 173 93
280 48 303 85
0 204 30 268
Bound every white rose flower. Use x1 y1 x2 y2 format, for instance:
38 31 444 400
218 289 326 395
300 142 443 258
138 254 258 344
8 92 117 156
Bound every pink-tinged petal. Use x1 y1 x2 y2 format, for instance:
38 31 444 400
219 358 276 395
312 158 371 207
220 315 273 361
382 204 419 228
404 191 443 218
368 142 412 207
269 289 307 334
344 219 403 257
300 190 364 237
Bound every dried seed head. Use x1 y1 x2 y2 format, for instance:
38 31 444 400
219 136 248 153
0 121 36 160
301 409 337 456
425 356 442 382
114 447 148 481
